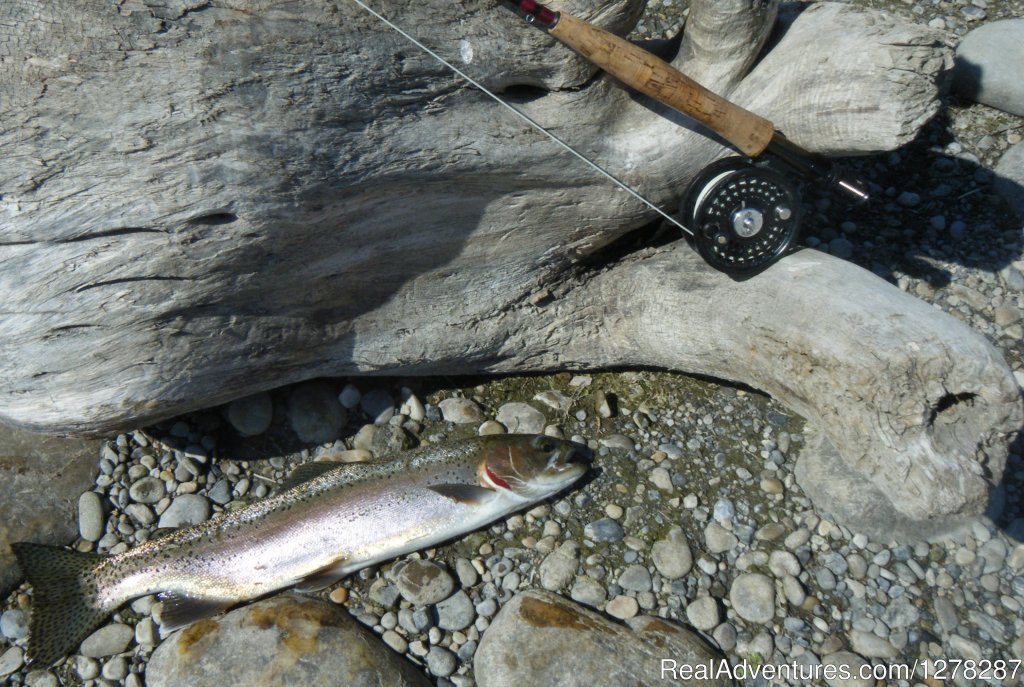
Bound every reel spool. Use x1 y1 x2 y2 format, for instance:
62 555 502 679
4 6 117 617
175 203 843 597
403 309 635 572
681 157 802 278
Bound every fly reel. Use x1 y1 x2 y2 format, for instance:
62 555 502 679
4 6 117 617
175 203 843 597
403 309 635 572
681 157 802 278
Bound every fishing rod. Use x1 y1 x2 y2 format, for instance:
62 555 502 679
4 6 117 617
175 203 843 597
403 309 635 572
351 0 870 277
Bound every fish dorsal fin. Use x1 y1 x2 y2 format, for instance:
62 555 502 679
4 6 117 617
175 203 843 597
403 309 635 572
293 557 349 593
427 484 496 505
278 461 361 492
158 592 233 632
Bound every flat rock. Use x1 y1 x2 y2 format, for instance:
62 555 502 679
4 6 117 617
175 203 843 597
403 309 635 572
157 494 211 528
438 398 483 424
0 425 100 596
434 590 475 631
953 19 1024 116
395 560 455 606
728 573 775 624
146 594 431 687
651 527 692 579
995 142 1024 219
495 402 546 434
475 590 731 687
820 651 872 687
80 623 135 658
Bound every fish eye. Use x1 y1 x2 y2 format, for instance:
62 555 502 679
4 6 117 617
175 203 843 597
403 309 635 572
532 436 557 453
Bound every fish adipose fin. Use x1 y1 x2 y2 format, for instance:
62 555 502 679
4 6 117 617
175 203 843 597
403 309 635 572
158 592 234 632
427 484 496 505
11 542 111 666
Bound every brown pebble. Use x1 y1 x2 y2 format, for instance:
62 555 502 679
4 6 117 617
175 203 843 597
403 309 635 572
329 587 349 604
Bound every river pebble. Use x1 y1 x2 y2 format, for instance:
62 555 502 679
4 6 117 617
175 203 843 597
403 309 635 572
729 573 775 624
396 560 456 606
79 623 134 658
157 494 211 528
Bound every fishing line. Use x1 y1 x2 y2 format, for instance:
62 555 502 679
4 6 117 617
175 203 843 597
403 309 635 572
347 0 695 237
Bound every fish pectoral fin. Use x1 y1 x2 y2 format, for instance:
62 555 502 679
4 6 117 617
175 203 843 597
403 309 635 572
294 559 349 593
158 592 234 633
427 483 497 505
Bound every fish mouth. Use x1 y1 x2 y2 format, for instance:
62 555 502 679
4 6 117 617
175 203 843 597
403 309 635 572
544 441 591 484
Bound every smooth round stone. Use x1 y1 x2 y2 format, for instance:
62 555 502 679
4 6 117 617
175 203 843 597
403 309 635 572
78 490 105 541
438 398 483 424
24 670 59 687
80 623 135 658
129 476 166 505
125 503 156 527
605 595 639 620
225 392 273 436
569 576 607 607
704 522 738 554
1 609 28 640
584 518 624 543
821 651 872 687
755 523 786 541
338 384 362 409
685 596 720 631
287 381 347 444
712 623 737 652
102 656 129 681
617 565 652 593
495 402 546 434
769 551 801 578
75 656 100 680
0 646 24 677
157 494 211 528
953 19 1024 116
426 646 457 677
848 630 897 658
712 498 734 522
396 560 455 606
206 479 233 506
435 590 476 631
651 528 693 579
477 420 506 435
729 573 775 624
455 558 479 587
782 575 806 607
382 630 407 654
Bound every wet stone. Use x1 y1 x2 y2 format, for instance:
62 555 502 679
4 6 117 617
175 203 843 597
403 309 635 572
287 381 347 444
426 646 457 677
569 576 607 607
0 647 24 678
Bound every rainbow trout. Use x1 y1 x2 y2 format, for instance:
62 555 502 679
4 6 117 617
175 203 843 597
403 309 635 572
13 434 588 665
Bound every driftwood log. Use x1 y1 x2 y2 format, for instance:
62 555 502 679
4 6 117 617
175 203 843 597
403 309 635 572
1 0 1021 532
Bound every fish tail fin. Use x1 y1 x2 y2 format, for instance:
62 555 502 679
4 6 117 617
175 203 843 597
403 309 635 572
11 542 112 666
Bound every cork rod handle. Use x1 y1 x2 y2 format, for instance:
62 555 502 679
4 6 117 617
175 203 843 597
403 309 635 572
547 12 775 157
